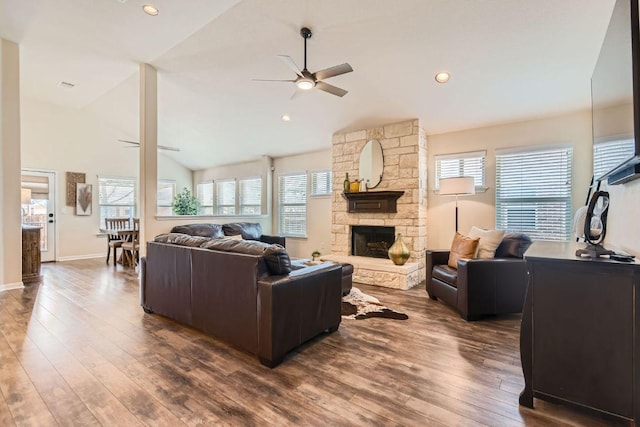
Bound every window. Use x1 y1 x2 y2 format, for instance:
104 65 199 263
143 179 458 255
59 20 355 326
98 176 136 229
157 180 176 216
311 170 332 196
279 173 307 237
216 179 236 215
197 181 214 215
435 151 486 190
593 137 635 179
495 146 573 241
239 177 262 215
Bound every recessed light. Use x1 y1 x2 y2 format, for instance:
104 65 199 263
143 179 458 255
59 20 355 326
281 114 291 122
142 5 159 16
435 72 450 83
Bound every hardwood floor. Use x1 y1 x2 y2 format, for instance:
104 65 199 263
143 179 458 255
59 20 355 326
0 259 626 426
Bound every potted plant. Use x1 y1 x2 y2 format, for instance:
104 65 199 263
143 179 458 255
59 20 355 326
311 250 321 261
172 187 199 215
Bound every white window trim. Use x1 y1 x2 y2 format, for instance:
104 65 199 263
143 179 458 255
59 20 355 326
97 175 137 229
310 170 333 197
434 150 487 192
495 144 573 241
278 172 308 238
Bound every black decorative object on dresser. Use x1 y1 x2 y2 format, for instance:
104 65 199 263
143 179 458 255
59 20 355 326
520 241 640 424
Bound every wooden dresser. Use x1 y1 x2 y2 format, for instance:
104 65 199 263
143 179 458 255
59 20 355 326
22 225 41 283
519 241 640 424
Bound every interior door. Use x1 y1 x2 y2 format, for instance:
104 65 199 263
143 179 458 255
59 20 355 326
21 171 56 262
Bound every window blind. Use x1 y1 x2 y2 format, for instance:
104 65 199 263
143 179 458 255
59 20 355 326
157 180 175 215
98 176 136 228
495 146 573 241
435 151 485 189
593 138 635 179
311 171 332 196
197 181 214 215
216 179 236 215
239 177 262 215
279 173 307 237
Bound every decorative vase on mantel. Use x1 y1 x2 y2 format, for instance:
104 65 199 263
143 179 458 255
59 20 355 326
388 233 410 266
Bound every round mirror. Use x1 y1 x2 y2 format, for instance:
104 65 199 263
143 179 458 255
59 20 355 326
359 139 384 190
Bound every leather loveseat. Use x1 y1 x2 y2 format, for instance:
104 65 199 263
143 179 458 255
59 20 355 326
140 232 343 367
426 233 532 321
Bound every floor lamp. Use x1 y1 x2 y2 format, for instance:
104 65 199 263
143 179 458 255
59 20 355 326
439 176 476 232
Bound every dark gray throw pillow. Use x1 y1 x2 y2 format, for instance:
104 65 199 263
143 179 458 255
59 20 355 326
494 233 532 258
222 222 263 240
170 223 224 238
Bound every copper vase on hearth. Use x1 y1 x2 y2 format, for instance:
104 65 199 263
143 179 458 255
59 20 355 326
388 233 410 266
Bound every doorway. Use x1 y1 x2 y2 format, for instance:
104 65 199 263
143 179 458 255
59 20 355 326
21 170 56 262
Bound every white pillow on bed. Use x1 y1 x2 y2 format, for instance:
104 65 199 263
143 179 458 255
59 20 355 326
467 226 505 258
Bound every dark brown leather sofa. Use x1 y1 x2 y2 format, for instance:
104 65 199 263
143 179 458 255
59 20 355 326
425 233 532 321
140 232 343 368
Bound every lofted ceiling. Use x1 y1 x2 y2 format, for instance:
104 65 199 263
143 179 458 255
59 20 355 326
0 0 616 170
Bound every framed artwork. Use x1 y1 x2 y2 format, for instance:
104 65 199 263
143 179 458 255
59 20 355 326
76 183 92 216
66 172 85 206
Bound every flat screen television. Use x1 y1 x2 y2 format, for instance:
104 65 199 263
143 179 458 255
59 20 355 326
592 0 640 184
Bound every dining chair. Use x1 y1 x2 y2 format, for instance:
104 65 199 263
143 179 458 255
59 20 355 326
105 217 131 266
122 218 140 268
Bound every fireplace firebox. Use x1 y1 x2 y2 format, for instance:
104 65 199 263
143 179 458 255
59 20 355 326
351 226 395 259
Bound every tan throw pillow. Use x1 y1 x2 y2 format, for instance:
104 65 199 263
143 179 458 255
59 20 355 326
226 234 243 240
447 232 480 269
467 226 505 259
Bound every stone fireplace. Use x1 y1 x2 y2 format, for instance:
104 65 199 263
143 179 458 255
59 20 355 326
322 119 427 290
351 225 395 258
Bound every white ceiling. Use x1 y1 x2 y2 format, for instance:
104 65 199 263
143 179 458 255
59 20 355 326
0 0 616 170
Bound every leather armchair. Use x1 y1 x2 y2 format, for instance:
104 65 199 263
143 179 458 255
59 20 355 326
426 234 531 321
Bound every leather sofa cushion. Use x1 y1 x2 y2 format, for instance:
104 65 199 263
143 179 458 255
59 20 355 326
448 232 480 269
494 233 532 258
170 223 224 238
201 238 291 275
432 265 458 288
154 233 212 247
222 222 263 240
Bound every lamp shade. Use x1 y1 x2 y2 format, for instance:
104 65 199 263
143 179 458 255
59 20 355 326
21 188 32 204
439 176 476 196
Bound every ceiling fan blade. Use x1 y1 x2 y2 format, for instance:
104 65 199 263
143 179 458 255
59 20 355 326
117 139 180 152
252 78 297 83
313 63 353 81
315 81 348 97
277 55 303 77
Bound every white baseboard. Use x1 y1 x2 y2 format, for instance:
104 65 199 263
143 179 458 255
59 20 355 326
57 254 104 262
0 282 25 292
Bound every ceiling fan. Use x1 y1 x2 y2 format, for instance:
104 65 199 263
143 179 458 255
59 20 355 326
118 139 180 152
254 27 353 97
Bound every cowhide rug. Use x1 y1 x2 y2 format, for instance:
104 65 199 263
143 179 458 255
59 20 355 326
341 287 408 320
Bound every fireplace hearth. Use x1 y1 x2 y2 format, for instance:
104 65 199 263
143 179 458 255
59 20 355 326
351 226 395 259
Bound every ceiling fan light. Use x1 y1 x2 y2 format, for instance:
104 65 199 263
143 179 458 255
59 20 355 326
297 79 315 90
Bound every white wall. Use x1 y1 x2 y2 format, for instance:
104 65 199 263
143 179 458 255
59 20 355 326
20 96 193 260
273 149 332 259
426 110 594 249
603 179 640 256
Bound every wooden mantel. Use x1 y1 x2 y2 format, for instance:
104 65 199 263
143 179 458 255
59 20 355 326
342 191 405 213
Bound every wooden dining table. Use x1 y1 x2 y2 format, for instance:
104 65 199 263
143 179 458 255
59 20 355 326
100 228 138 267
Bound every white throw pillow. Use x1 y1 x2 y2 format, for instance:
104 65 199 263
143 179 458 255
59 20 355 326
467 226 505 258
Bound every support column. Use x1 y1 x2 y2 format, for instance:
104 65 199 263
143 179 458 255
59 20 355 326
0 39 23 290
139 63 159 257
